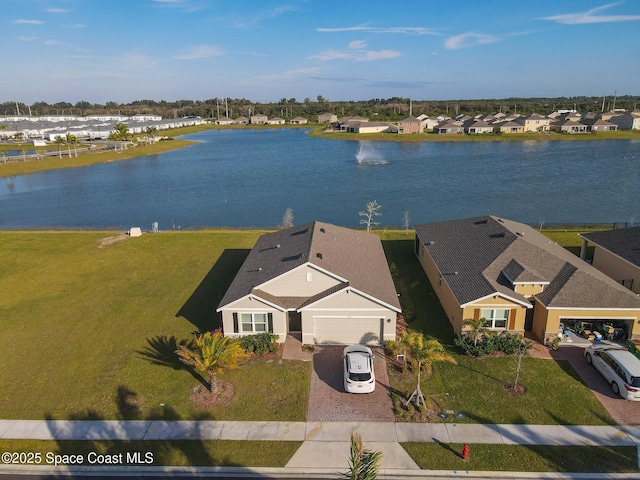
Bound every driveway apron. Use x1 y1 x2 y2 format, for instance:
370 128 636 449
307 346 395 422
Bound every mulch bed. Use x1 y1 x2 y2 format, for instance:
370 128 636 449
190 380 235 408
503 382 526 396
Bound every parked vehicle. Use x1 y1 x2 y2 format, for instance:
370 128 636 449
585 344 640 400
343 345 375 393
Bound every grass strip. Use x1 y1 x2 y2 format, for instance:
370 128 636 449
0 439 301 467
402 443 639 473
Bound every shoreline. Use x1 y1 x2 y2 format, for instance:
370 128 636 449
1 123 638 180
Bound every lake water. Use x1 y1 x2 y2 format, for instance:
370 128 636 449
1 128 639 229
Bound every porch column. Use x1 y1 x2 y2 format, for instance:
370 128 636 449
579 238 588 260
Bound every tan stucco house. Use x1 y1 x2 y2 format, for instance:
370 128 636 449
580 227 640 295
414 216 640 344
217 222 401 345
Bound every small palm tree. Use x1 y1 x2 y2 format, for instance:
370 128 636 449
462 317 489 347
175 331 248 392
400 331 457 408
342 433 382 480
54 136 65 158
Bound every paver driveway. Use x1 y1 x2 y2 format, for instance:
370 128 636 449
551 345 640 425
307 346 395 422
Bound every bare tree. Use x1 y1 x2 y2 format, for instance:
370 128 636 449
402 210 410 235
538 215 546 232
282 207 294 228
359 200 382 233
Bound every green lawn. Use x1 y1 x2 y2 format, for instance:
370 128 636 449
402 443 638 473
0 230 309 421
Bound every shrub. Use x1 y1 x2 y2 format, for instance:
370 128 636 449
384 340 401 357
455 331 526 357
301 343 315 352
240 332 279 355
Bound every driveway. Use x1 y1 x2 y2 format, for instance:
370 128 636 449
307 346 395 422
551 346 640 425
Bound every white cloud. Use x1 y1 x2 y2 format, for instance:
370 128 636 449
13 19 44 25
44 40 64 46
64 24 86 29
19 36 39 42
172 45 225 60
317 25 442 35
311 40 401 62
445 32 498 50
542 3 640 24
253 67 323 82
46 8 71 13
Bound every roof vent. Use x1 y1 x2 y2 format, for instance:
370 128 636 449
316 253 323 259
428 241 434 245
516 232 524 237
320 228 325 233
276 244 281 248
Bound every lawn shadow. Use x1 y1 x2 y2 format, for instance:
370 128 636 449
137 335 208 388
176 248 250 332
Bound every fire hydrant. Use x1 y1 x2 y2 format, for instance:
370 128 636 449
461 444 470 460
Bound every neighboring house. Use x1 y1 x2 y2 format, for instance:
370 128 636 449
414 216 640 344
463 120 494 134
579 227 640 294
318 113 337 124
551 119 588 133
523 113 551 132
398 116 423 134
290 117 308 125
214 117 234 125
435 120 464 134
608 114 640 131
496 120 525 134
342 121 392 134
234 116 249 125
584 118 618 132
250 114 268 125
267 117 285 125
217 222 401 345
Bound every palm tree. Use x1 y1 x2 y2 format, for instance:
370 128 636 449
175 331 248 392
462 317 489 347
342 433 382 480
400 331 457 408
54 136 65 158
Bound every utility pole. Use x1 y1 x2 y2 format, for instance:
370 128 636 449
601 91 606 112
612 89 617 111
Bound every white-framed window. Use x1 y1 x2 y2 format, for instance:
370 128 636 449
241 313 268 333
481 308 509 329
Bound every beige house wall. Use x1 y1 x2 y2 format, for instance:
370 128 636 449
300 289 396 344
220 296 287 342
261 265 339 297
591 247 640 294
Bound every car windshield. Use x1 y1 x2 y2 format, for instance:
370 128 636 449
349 372 371 382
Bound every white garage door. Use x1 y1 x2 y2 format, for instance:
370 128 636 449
314 317 383 345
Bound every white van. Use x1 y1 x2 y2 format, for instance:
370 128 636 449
585 345 640 401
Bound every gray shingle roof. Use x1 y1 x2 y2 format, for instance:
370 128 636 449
415 216 640 309
581 227 640 268
218 222 400 311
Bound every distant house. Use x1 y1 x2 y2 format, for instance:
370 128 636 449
131 113 162 122
435 120 464 134
608 114 640 131
217 222 401 345
463 119 494 134
414 216 640 344
398 116 423 134
214 117 234 125
290 117 308 125
551 119 588 134
523 114 551 132
496 120 525 134
344 121 393 134
579 227 640 294
233 116 249 125
267 117 285 125
584 118 617 132
251 114 268 125
318 113 337 124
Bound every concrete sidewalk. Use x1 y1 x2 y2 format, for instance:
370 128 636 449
2 420 640 477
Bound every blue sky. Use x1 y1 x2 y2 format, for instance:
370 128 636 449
3 0 640 104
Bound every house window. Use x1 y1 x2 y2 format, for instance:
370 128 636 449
241 313 267 333
481 309 509 329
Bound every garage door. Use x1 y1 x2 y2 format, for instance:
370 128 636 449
314 317 383 345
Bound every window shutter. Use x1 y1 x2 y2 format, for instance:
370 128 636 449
473 309 480 321
268 313 273 332
509 309 517 329
233 313 239 333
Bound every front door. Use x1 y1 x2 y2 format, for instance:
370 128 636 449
288 311 302 332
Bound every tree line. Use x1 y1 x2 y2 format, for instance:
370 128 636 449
2 95 639 121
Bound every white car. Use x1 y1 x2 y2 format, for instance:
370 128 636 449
585 344 640 401
343 345 375 393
